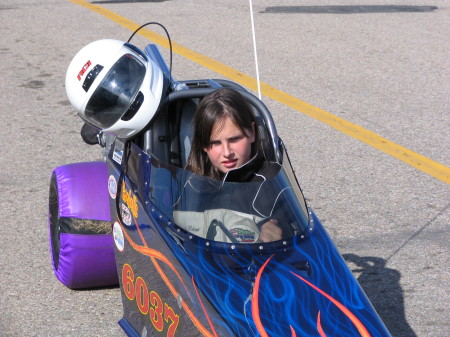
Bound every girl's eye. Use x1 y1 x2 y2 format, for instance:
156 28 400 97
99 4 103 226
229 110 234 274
229 136 243 143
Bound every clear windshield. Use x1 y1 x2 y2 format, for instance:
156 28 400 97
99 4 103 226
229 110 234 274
148 147 310 244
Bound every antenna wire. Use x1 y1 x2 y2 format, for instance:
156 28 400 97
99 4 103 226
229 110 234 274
249 0 262 100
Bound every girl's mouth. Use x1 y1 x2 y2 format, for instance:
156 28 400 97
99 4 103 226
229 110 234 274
222 159 238 168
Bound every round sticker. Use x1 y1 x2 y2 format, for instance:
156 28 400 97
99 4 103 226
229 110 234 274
113 221 124 252
121 204 132 226
108 175 117 199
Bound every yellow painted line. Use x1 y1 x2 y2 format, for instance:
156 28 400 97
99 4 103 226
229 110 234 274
68 0 450 185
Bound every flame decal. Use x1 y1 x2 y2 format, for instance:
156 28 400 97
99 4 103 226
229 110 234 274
291 272 372 337
128 216 191 299
251 255 274 337
192 276 219 337
290 325 297 337
251 255 371 337
317 312 326 337
120 220 217 337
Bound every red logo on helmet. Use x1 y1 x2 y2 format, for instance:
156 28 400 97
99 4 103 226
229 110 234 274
77 60 92 81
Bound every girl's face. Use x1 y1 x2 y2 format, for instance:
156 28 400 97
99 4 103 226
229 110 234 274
204 117 255 174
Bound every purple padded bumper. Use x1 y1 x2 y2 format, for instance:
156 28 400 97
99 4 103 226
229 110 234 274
49 162 119 289
55 162 111 221
56 233 118 289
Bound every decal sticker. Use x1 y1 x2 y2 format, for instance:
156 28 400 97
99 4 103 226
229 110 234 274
113 221 125 252
122 182 138 219
122 264 180 336
108 175 117 199
230 225 256 243
77 60 91 80
121 204 132 226
113 140 124 164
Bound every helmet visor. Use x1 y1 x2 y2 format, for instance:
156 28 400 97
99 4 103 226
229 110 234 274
84 53 146 129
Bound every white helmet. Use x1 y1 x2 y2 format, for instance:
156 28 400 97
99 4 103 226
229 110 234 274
65 39 164 139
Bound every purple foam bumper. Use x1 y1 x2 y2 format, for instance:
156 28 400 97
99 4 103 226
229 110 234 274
57 233 118 289
48 162 119 289
55 162 111 221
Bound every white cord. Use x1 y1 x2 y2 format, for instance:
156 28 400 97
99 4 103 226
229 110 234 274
249 0 262 100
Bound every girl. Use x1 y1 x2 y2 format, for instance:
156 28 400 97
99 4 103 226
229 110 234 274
186 87 261 180
183 88 282 242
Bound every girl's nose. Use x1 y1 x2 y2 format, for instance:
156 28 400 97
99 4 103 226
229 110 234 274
223 142 233 157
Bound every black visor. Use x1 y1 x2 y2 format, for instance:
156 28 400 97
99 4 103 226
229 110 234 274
84 53 146 129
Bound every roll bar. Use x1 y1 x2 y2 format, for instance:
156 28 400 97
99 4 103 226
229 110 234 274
143 44 282 163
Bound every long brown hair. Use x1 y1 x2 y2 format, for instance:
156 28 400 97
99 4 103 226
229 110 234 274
185 88 258 179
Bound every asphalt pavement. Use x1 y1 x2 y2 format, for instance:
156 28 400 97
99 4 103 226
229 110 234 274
0 0 448 336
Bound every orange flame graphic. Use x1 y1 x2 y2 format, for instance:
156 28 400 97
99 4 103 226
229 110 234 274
291 272 372 337
119 218 217 337
317 311 326 337
251 255 274 337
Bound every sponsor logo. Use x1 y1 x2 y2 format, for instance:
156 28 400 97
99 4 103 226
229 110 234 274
230 227 256 243
77 60 91 80
122 182 138 219
121 204 132 226
112 141 124 164
113 222 124 252
108 175 117 199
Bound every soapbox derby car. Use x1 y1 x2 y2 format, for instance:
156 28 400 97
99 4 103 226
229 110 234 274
48 41 391 337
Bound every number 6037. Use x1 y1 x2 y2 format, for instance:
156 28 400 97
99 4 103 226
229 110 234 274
122 263 180 336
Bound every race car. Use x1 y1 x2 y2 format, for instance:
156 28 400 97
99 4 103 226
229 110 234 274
48 34 392 337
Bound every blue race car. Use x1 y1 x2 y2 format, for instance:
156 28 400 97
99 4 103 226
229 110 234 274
48 32 391 337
